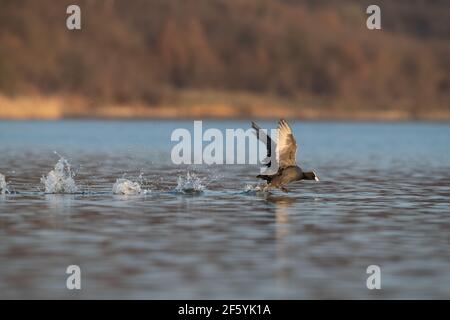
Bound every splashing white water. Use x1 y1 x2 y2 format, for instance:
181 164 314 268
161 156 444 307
175 172 205 194
244 184 262 192
0 173 9 194
40 156 78 194
112 178 143 195
242 183 269 195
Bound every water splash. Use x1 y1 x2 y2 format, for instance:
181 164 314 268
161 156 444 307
0 173 10 194
112 178 144 195
40 155 78 194
174 172 205 194
244 184 262 192
242 183 269 195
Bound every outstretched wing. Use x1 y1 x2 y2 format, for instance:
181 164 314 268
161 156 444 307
252 121 276 167
277 119 298 168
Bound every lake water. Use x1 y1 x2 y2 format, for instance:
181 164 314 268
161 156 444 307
1 120 450 299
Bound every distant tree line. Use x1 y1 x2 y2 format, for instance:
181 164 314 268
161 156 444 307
0 0 448 111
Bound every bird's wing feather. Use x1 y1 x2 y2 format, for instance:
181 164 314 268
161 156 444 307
252 121 276 167
277 119 298 168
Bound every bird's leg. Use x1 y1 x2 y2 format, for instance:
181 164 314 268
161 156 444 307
280 186 289 193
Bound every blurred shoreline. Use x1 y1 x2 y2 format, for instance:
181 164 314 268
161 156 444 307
1 92 449 121
1 1 448 121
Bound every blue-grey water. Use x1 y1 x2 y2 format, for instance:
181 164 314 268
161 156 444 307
0 120 449 299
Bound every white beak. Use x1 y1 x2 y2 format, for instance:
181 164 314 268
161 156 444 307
315 176 320 182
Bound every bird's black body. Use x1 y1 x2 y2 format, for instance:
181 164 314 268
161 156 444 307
257 166 317 192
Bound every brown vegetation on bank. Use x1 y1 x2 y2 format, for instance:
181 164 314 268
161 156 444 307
0 0 449 120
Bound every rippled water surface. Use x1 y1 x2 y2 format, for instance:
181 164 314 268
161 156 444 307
1 120 450 299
